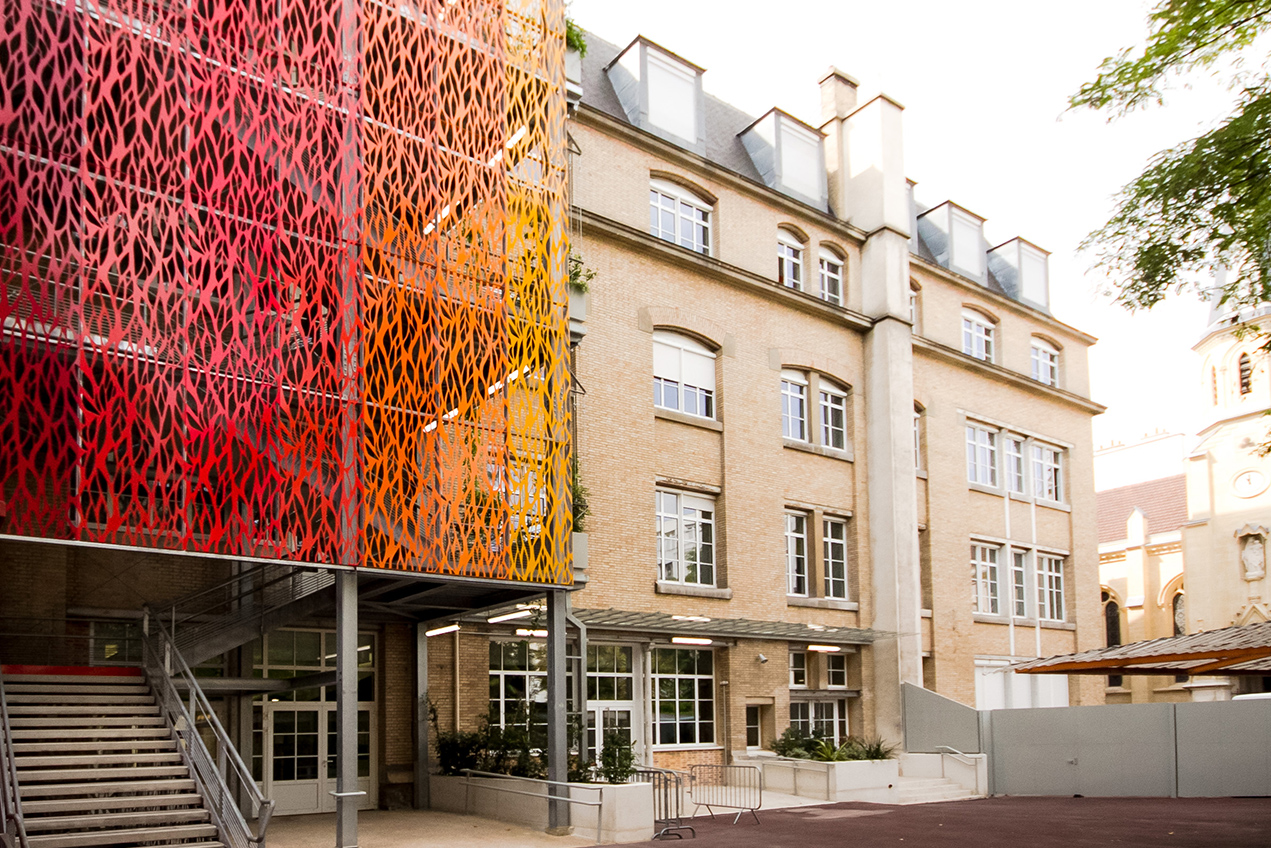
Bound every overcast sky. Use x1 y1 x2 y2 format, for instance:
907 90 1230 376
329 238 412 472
567 0 1237 449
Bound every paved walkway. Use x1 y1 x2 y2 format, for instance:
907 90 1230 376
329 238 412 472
603 796 1271 848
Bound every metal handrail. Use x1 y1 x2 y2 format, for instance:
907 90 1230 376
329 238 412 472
935 745 976 767
0 674 30 848
459 769 603 841
142 609 274 848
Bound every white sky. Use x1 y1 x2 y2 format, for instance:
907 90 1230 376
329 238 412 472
567 0 1238 449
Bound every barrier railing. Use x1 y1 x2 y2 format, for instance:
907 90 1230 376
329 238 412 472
459 769 602 840
0 675 29 848
142 610 274 848
689 764 761 824
631 767 694 840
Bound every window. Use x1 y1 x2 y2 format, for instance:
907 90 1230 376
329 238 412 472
826 654 847 689
972 543 1000 615
913 408 923 471
966 425 998 486
652 330 715 419
490 640 549 747
777 231 804 290
786 513 808 596
1005 437 1025 494
962 309 994 362
818 249 843 305
1104 592 1123 688
1212 366 1219 405
649 180 710 255
819 382 847 450
789 651 807 688
781 371 808 441
1032 444 1063 502
656 490 716 587
1037 555 1065 621
790 700 848 744
652 648 714 746
745 705 761 748
1011 551 1028 618
1031 339 1059 387
823 518 848 599
909 284 920 329
1240 353 1253 395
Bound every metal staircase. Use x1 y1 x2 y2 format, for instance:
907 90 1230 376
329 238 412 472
3 669 221 848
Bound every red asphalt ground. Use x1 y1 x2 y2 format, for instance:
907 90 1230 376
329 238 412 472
597 797 1271 848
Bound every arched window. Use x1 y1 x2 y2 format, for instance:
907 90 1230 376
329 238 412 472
1239 353 1253 395
649 179 712 255
1103 591 1123 688
818 247 844 305
1173 592 1188 682
1212 366 1219 405
777 229 805 291
961 308 995 363
652 330 716 419
1030 338 1059 387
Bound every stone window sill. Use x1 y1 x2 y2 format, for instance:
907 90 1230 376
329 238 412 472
783 439 854 462
786 596 858 612
655 407 723 432
656 581 733 600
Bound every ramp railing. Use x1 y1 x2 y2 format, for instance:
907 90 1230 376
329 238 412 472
631 767 694 840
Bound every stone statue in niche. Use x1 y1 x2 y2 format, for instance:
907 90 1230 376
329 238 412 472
1236 524 1269 581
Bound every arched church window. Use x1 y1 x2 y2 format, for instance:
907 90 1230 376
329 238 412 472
1103 591 1123 689
1239 353 1253 395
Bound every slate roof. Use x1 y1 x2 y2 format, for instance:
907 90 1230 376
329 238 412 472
1012 620 1271 676
573 607 874 646
1096 475 1188 545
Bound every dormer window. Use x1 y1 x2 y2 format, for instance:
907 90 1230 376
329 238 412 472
739 109 827 208
606 38 705 152
649 179 711 255
988 238 1051 312
777 230 804 291
917 202 986 283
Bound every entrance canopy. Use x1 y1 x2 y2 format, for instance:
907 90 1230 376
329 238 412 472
1011 621 1271 677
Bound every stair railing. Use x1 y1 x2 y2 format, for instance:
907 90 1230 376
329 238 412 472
0 676 29 848
142 611 274 848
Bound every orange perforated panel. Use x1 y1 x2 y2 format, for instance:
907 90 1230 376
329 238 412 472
0 0 571 584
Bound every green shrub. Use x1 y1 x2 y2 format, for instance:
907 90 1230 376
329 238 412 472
844 735 897 761
565 18 587 56
598 731 636 784
772 727 816 759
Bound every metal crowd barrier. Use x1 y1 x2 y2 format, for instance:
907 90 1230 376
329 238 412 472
631 767 694 840
689 764 762 824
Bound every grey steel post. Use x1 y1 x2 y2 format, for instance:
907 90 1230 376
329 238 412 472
335 571 359 848
546 590 570 832
414 622 430 809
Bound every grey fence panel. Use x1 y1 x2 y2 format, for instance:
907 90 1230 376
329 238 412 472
901 683 981 754
1175 700 1271 797
990 707 1080 797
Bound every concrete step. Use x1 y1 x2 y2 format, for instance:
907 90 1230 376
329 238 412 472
22 793 205 815
7 704 161 717
20 778 197 798
11 716 166 729
17 752 184 769
25 808 211 833
13 739 176 755
18 765 190 784
27 823 218 848
12 727 170 741
3 684 150 696
7 694 155 706
894 777 979 805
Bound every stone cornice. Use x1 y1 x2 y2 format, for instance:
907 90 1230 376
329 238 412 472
573 208 876 333
913 336 1106 415
909 254 1098 346
573 105 869 246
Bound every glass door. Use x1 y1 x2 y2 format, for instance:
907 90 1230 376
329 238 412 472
585 645 640 765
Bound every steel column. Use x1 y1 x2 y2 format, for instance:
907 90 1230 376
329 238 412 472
335 571 359 848
546 590 569 832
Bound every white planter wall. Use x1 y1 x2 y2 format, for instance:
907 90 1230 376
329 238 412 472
761 758 900 803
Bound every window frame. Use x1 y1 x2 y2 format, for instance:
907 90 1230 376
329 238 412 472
818 248 843 305
1037 555 1065 621
785 512 809 597
972 543 1000 615
1030 339 1060 387
649 179 711 255
652 330 716 420
826 654 847 689
823 517 848 600
1011 550 1029 619
1005 436 1025 495
819 382 848 450
1240 352 1254 395
789 651 807 688
777 230 804 291
966 425 998 487
1031 443 1063 502
961 309 995 362
651 647 716 748
655 489 717 588
781 370 809 442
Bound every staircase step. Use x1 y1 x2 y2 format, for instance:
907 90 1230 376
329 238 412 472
20 778 197 798
23 793 205 815
27 823 218 848
7 694 155 706
12 727 170 741
1 675 144 686
3 684 150 696
7 704 161 716
25 808 211 833
11 716 166 729
18 752 183 768
14 739 176 755
19 765 190 783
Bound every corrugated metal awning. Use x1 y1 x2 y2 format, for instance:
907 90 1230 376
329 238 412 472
1012 621 1271 676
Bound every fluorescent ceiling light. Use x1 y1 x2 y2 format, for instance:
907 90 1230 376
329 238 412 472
671 636 712 646
515 628 549 638
425 623 460 637
671 615 711 623
807 645 841 653
488 609 533 624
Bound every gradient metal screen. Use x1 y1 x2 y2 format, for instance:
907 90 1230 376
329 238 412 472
0 0 571 584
